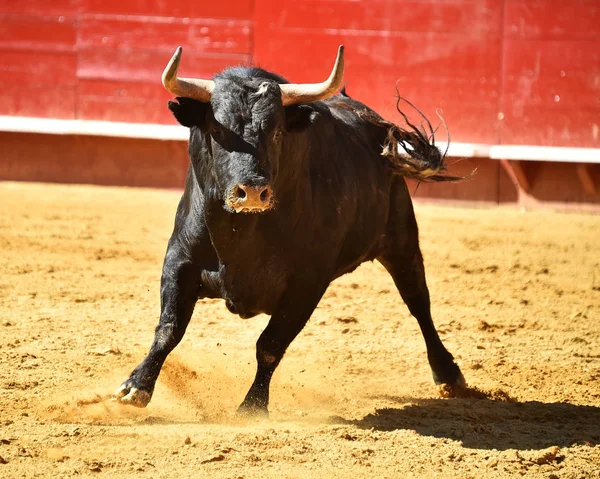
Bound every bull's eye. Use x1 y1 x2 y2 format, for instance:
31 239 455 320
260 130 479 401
272 129 283 142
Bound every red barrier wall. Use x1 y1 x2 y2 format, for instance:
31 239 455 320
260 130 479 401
0 0 252 123
1 0 599 147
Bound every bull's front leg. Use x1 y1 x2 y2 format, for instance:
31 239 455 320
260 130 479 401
114 240 213 407
238 281 327 415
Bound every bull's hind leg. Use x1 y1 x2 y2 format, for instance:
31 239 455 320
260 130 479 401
379 187 465 388
379 250 464 387
114 228 218 407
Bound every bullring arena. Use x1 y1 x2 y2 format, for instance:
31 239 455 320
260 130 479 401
1 0 600 478
1 182 599 478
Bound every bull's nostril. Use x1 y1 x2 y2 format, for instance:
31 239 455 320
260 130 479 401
260 188 271 202
234 185 246 200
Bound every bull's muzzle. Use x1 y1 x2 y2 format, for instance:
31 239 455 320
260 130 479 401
226 184 274 213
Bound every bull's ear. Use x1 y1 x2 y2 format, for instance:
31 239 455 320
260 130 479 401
285 105 319 132
168 97 208 128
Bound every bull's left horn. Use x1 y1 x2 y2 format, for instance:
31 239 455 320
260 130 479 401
162 46 215 103
280 45 344 106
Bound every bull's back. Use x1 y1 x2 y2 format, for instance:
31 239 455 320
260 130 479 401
305 96 398 276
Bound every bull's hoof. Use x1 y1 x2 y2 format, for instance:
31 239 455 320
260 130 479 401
437 371 467 398
112 382 152 408
431 356 465 388
236 402 269 418
441 369 466 388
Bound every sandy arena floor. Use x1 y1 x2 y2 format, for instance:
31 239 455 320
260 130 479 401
0 181 599 478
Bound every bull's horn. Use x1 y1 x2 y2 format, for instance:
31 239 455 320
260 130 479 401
280 45 345 106
162 46 214 102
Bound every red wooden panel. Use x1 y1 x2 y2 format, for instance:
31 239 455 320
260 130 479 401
79 0 252 20
349 71 500 106
0 0 77 16
77 47 250 83
501 0 600 148
78 79 175 124
255 0 502 35
77 17 251 55
79 95 173 124
188 20 251 55
346 71 500 143
501 36 600 146
0 50 77 87
505 1 600 40
503 39 600 76
78 79 171 101
77 17 189 51
0 15 76 52
503 73 600 111
0 85 76 118
501 107 600 147
254 29 502 81
0 0 593 151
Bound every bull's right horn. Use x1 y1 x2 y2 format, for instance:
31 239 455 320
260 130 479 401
162 46 214 103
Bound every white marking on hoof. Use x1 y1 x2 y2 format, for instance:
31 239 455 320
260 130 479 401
112 384 129 399
117 387 151 408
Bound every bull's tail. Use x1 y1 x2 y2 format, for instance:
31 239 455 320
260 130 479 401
359 90 473 182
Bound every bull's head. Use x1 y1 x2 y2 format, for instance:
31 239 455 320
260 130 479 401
163 46 344 213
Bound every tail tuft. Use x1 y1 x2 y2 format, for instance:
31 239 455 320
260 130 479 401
359 89 474 182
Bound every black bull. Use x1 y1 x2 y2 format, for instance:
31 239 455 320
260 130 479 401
114 46 466 413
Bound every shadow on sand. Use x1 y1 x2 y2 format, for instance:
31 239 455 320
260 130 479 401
331 396 600 450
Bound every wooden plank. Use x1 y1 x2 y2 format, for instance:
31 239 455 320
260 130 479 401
576 164 598 195
346 71 501 144
502 73 600 110
77 17 190 51
500 159 533 193
501 106 600 148
0 132 189 188
0 85 76 119
78 79 175 124
77 48 250 83
78 79 172 101
254 0 502 35
359 73 500 107
79 0 252 20
0 15 77 52
77 17 251 55
501 35 600 147
0 0 77 16
79 96 175 124
505 1 600 40
503 39 600 76
0 50 77 87
254 29 502 80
